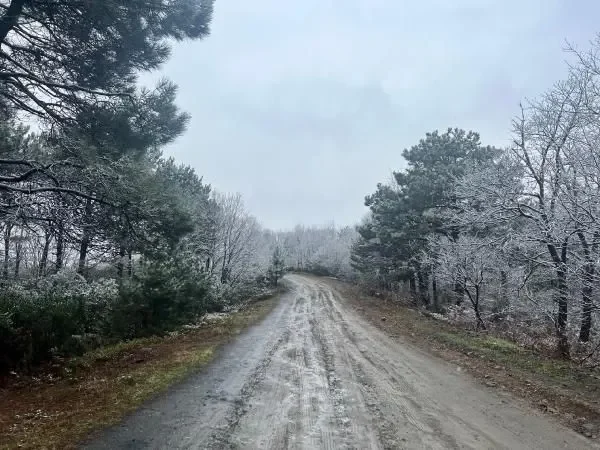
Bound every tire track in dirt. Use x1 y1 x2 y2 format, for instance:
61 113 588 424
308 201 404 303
226 276 378 449
310 277 595 449
84 275 598 450
317 285 456 448
207 327 292 448
316 284 444 448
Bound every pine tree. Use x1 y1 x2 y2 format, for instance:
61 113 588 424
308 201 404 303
353 128 498 303
268 246 285 286
0 0 214 123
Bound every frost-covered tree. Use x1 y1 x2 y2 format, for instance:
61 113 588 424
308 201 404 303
428 235 506 330
210 193 262 288
267 246 285 286
276 224 357 278
353 129 499 304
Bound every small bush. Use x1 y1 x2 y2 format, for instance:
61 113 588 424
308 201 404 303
110 259 212 339
0 261 212 372
0 272 118 371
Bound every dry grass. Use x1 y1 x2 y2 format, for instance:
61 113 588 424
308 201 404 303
0 295 279 450
331 280 600 438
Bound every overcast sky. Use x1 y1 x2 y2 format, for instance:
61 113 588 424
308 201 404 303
147 0 600 230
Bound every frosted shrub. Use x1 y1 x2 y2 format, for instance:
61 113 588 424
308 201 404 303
0 273 119 371
111 258 212 339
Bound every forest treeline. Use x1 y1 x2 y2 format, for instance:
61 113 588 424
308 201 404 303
0 0 356 371
351 37 600 359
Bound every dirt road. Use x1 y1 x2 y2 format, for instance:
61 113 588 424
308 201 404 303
84 275 595 449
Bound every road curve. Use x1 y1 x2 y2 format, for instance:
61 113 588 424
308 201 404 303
83 274 595 449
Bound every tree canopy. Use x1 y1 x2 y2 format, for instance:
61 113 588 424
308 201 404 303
0 0 213 123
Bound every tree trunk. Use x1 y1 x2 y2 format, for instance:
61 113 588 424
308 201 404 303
127 249 133 277
500 270 508 306
0 0 27 43
117 245 126 279
417 270 429 307
579 263 594 343
474 285 486 331
14 240 21 278
555 265 570 357
220 242 229 284
77 197 93 275
431 274 439 311
409 273 417 299
577 231 595 343
454 281 464 305
3 223 11 279
547 241 570 358
39 231 51 276
55 222 64 272
465 284 486 331
77 235 90 275
451 229 464 305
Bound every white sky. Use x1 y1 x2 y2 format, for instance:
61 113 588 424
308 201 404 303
146 0 600 230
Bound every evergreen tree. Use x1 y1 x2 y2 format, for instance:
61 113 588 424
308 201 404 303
268 246 285 286
353 128 498 304
0 0 214 122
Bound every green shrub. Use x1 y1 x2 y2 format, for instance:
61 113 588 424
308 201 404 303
0 272 118 371
110 259 212 339
0 259 214 372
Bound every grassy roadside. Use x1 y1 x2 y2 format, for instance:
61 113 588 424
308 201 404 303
0 293 281 450
331 280 600 439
